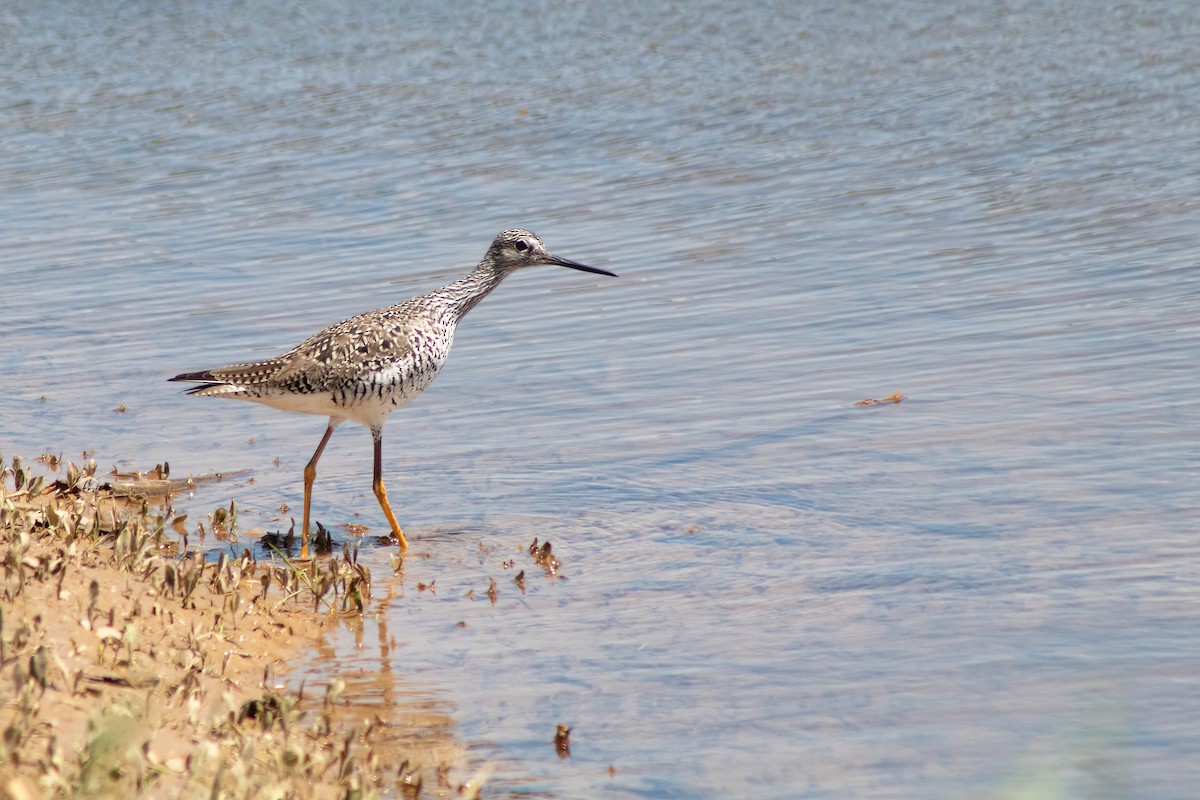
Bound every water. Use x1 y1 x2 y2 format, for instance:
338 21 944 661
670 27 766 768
2 0 1199 796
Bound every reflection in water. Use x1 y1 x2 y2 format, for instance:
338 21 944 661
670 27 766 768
306 588 469 793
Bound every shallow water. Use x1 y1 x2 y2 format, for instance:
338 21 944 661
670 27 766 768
3 0 1199 797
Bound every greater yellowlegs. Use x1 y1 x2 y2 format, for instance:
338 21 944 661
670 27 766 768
170 229 615 557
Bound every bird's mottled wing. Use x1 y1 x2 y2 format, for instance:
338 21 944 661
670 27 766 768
268 308 419 393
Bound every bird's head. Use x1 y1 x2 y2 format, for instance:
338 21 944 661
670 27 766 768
484 228 616 277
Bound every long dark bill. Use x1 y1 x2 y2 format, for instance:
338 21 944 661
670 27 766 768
548 254 618 277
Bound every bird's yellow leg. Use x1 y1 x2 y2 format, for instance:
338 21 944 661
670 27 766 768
301 422 338 559
372 432 409 550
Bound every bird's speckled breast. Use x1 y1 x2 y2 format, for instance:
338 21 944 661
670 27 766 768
322 307 456 427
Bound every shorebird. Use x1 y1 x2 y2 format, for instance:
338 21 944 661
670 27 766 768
170 229 615 557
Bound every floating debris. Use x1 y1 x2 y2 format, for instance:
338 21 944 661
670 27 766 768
529 538 562 577
105 462 252 501
36 452 62 471
554 723 572 758
855 392 905 406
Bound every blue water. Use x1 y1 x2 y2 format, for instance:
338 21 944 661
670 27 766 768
2 1 1199 797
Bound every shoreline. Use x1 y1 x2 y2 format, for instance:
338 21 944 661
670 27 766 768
0 454 479 799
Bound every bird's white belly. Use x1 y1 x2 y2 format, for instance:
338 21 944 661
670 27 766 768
249 359 444 429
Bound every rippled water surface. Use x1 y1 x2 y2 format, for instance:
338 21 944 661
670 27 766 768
3 1 1199 797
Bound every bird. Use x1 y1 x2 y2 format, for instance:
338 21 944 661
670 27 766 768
170 228 616 558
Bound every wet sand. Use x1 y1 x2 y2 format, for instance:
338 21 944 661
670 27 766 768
0 455 481 799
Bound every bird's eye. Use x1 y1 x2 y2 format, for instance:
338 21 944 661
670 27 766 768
514 240 529 252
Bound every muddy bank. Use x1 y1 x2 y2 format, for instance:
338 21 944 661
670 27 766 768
0 454 483 799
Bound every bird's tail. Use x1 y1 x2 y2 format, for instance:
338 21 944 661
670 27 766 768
169 362 279 397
